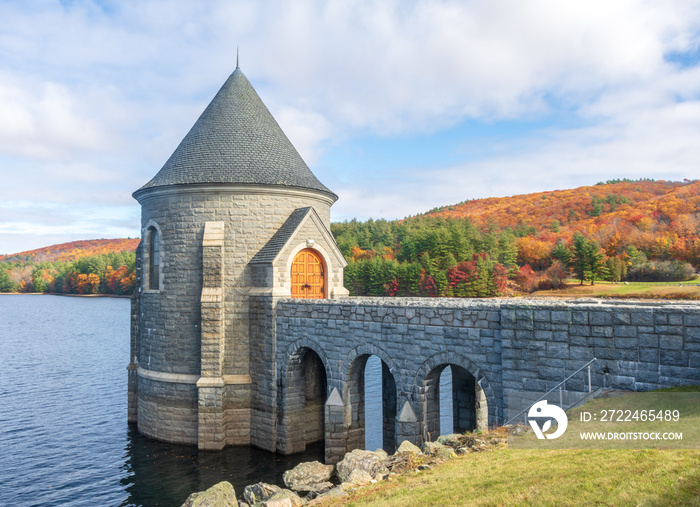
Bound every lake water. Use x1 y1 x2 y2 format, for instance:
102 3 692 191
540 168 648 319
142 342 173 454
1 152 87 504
0 295 323 507
0 295 452 507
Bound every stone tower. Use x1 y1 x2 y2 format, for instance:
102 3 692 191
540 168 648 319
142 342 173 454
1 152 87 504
127 63 348 450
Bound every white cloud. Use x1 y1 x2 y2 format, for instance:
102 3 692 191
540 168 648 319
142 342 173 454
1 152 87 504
0 0 700 252
0 77 113 160
331 94 700 222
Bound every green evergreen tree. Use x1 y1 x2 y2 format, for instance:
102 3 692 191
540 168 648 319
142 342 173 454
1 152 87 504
498 231 519 272
434 270 449 297
474 255 490 297
0 267 14 292
571 233 590 285
586 241 608 285
440 253 458 271
407 262 422 296
550 241 572 266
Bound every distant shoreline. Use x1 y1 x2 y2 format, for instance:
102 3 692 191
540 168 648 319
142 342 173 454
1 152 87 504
0 292 130 299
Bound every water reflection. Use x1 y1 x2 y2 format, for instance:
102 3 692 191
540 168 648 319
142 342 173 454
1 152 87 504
120 425 323 507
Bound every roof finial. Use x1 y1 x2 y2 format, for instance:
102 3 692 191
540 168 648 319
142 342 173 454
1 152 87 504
236 46 240 69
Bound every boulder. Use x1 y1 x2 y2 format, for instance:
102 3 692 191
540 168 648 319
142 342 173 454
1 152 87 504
262 489 304 507
336 449 388 483
243 482 281 505
422 441 448 455
372 449 389 461
181 481 238 507
436 433 464 447
436 446 457 459
300 481 334 494
343 469 373 487
282 461 334 492
396 440 422 455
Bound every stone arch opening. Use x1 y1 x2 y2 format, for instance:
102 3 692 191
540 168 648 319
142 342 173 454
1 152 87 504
346 354 397 454
422 364 488 440
290 248 326 299
277 347 327 454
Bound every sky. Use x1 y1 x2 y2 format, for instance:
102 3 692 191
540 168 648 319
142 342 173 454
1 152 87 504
1 0 700 255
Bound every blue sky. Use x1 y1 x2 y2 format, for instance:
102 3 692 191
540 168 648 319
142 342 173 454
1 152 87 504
1 0 700 255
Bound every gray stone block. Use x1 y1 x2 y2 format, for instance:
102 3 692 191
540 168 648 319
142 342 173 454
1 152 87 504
589 312 612 326
572 312 589 325
591 326 613 338
639 348 659 363
534 310 551 322
659 350 686 367
684 315 700 327
547 342 570 359
613 312 631 325
656 325 683 335
659 335 684 350
551 311 572 324
570 346 593 361
569 325 590 336
614 325 637 338
630 312 654 326
614 337 638 349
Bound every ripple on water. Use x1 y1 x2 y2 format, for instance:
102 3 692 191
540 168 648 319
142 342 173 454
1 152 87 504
0 295 325 507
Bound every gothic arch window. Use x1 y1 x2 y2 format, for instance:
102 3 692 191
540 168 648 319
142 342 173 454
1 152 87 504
291 249 325 299
146 225 161 291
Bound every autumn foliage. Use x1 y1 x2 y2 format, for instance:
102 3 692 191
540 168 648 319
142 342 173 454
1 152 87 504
334 179 699 298
1 238 139 264
426 179 700 269
0 238 137 295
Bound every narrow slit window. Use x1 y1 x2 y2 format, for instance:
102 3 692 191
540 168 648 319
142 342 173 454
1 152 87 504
148 227 160 290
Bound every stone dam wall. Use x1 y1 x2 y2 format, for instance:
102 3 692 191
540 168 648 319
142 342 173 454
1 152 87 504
270 297 700 429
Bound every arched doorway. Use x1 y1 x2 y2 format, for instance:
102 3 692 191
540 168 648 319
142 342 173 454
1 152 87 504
422 364 487 440
346 354 397 454
291 249 326 299
277 348 327 454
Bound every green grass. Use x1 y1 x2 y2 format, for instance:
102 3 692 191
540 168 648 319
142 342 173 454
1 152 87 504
324 388 700 506
532 279 700 300
328 448 700 506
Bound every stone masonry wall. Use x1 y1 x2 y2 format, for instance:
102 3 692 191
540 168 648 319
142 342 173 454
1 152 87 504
264 297 700 459
500 300 700 393
267 298 504 459
133 186 334 446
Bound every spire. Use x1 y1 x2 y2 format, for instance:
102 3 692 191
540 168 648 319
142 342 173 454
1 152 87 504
236 46 239 69
134 66 336 200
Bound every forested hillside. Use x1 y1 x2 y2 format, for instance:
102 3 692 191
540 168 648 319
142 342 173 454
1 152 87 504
333 179 700 297
2 179 698 298
426 179 700 268
0 238 139 264
0 239 138 295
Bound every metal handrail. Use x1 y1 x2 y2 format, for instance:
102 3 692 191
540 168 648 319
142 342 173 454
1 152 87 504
505 357 597 426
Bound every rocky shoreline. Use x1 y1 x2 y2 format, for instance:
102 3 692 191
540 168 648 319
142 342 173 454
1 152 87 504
181 429 507 507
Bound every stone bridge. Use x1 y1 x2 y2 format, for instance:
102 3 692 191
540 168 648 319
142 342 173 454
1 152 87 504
248 296 700 463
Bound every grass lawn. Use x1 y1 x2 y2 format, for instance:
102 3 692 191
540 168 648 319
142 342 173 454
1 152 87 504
326 448 700 506
323 387 700 506
531 279 700 300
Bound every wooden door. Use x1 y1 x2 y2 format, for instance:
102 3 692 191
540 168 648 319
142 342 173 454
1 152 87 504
291 249 325 299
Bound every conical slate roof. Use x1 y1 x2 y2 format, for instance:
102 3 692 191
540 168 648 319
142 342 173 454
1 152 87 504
135 66 335 199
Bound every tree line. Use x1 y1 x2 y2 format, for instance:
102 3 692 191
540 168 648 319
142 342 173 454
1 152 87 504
333 214 698 297
0 250 136 295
